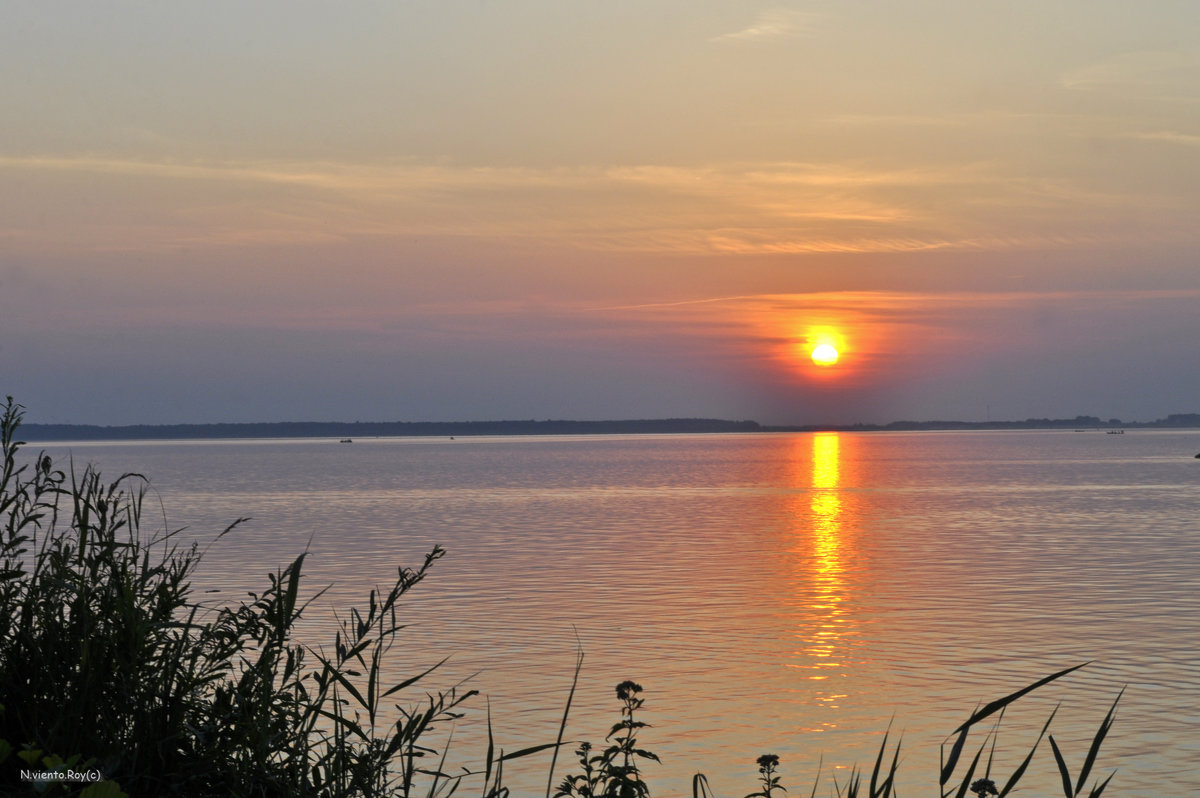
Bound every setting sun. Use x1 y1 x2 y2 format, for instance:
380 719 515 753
811 343 840 366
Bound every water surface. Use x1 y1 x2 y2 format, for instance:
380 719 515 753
31 430 1200 796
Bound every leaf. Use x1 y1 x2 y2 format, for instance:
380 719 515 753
501 741 567 761
869 726 893 796
1073 689 1122 796
807 755 824 798
951 746 983 798
998 705 1058 797
480 699 496 796
952 664 1088 736
382 656 451 699
940 729 968 787
547 642 584 798
1048 736 1074 798
80 782 130 798
1086 771 1116 797
311 704 371 740
325 665 370 711
17 748 43 765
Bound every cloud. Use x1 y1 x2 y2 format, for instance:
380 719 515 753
584 289 1200 388
711 8 820 43
0 152 1186 258
1128 130 1200 148
1060 50 1200 101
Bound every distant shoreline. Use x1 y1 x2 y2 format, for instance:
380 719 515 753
19 413 1200 441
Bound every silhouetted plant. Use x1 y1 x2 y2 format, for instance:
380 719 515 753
0 397 524 797
745 754 784 798
936 663 1121 798
554 681 660 798
969 777 999 797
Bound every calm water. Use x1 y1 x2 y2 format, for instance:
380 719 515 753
27 430 1200 796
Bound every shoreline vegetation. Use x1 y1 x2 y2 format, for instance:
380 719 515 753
19 411 1200 441
1 396 1123 797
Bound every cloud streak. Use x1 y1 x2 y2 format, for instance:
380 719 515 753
3 152 1164 258
1060 50 1200 101
585 288 1200 390
1129 130 1200 148
711 9 821 43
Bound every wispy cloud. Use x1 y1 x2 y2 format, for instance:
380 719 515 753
1061 50 1200 101
1128 130 1200 148
584 289 1200 377
0 152 1179 257
711 8 820 43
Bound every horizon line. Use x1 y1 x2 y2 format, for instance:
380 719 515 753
17 412 1200 442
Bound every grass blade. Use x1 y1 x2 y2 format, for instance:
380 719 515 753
1048 735 1074 798
427 732 455 798
998 704 1058 797
941 728 968 787
952 663 1088 736
501 741 565 761
951 745 983 798
1074 688 1122 795
546 639 584 798
1087 770 1116 797
481 700 495 797
383 656 452 698
868 724 897 797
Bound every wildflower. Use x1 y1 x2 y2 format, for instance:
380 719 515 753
969 777 999 797
752 753 783 797
615 680 643 700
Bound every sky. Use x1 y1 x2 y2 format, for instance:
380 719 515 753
2 1 1199 425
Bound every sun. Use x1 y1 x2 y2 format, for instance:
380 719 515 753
811 343 839 366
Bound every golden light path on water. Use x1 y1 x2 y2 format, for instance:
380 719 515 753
782 432 860 732
807 433 848 669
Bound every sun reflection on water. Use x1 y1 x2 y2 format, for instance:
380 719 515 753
811 432 843 585
783 432 863 727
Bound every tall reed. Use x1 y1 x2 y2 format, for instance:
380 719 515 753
0 397 521 797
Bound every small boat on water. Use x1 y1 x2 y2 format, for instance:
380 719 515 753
1106 430 1124 435
339 438 353 443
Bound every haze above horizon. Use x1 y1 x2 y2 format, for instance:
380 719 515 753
4 3 1199 426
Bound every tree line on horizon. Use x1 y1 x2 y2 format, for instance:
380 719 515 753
15 412 1200 441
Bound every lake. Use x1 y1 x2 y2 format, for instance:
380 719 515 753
26 430 1200 796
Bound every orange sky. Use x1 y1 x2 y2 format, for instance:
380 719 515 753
2 3 1199 424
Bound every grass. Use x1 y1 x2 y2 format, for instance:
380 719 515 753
0 396 502 797
0 396 1122 796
